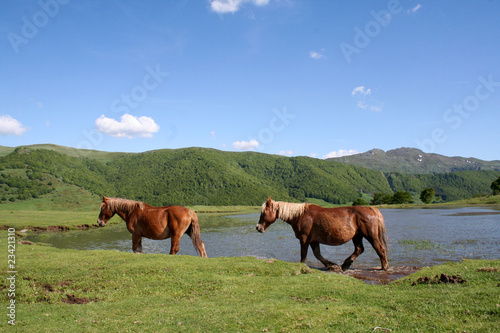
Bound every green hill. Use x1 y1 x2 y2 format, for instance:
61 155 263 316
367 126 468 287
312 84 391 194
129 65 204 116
0 145 498 206
0 143 129 162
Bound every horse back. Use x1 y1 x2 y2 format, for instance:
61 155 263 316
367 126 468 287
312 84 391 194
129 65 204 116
132 204 192 240
324 205 384 238
303 205 383 243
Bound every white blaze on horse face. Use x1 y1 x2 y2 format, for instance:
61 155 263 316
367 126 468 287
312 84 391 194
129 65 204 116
257 197 278 233
256 217 265 233
97 202 114 227
256 211 276 233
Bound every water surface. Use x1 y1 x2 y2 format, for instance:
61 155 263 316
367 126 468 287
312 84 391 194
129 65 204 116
27 207 499 271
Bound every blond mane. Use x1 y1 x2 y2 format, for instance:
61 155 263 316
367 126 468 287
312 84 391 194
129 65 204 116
261 199 308 221
105 197 145 214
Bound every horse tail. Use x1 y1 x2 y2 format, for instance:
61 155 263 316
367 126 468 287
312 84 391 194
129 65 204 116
376 208 389 252
188 210 207 258
374 207 390 270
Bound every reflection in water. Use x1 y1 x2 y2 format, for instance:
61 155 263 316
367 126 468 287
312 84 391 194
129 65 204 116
27 207 499 282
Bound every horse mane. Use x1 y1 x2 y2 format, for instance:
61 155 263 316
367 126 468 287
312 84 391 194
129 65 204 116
264 200 308 221
106 197 145 214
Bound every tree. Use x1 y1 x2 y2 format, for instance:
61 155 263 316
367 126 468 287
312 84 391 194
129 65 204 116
370 192 392 205
352 198 368 206
491 176 500 195
420 187 435 204
392 191 413 204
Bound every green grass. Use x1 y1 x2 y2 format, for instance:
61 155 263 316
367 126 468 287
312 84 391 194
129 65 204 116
188 205 260 214
0 179 104 230
0 210 101 230
305 197 338 207
1 233 498 332
1 195 499 331
442 194 500 206
397 239 448 251
370 194 500 209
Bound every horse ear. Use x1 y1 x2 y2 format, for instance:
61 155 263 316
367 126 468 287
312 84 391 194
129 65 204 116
267 196 272 206
102 195 108 202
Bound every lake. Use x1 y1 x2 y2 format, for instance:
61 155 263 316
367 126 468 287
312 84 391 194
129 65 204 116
26 206 499 266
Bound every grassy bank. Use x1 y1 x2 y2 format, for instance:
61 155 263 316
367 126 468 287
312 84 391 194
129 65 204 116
371 194 500 210
1 234 499 332
439 194 500 207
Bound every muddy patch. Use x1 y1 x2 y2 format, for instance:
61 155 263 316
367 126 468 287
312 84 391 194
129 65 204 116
412 273 467 285
62 294 96 304
476 266 500 273
23 278 98 303
322 266 420 285
30 226 70 232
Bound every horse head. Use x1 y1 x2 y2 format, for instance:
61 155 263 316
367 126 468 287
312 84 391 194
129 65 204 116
256 196 278 233
97 195 115 227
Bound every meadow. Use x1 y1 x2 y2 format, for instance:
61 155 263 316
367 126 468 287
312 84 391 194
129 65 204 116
1 233 499 332
1 188 499 331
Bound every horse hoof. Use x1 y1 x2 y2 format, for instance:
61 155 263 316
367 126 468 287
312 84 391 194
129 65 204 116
327 264 342 272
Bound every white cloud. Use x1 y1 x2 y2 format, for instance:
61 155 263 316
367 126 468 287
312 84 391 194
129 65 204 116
409 4 422 13
322 149 359 159
309 50 325 60
369 104 383 112
352 86 383 111
357 100 383 112
210 0 270 14
95 114 160 138
232 139 259 150
0 115 28 136
357 101 369 109
210 131 216 140
351 86 371 96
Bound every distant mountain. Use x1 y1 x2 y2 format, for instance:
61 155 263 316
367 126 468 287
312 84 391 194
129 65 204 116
329 148 500 174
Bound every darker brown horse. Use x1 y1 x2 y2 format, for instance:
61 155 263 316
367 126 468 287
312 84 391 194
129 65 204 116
256 197 388 270
97 196 207 257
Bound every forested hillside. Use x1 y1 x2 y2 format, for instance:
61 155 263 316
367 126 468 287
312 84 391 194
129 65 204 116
0 146 498 206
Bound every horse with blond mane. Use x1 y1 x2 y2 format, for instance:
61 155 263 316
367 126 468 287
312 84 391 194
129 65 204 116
256 197 388 270
97 196 207 257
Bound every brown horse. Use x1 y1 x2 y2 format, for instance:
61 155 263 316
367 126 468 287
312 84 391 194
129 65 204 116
256 197 388 270
97 196 207 257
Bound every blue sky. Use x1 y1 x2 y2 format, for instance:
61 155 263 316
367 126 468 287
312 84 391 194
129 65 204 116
1 0 499 161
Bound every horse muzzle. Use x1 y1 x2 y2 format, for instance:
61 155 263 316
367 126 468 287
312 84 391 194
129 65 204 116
97 220 106 227
256 224 265 233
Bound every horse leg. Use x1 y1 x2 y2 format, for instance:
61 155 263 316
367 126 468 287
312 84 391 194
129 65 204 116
132 234 143 254
169 234 181 255
310 241 339 270
366 237 389 271
299 240 309 263
341 235 364 271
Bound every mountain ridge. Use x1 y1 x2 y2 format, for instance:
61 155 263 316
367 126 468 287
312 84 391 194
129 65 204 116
330 147 500 174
